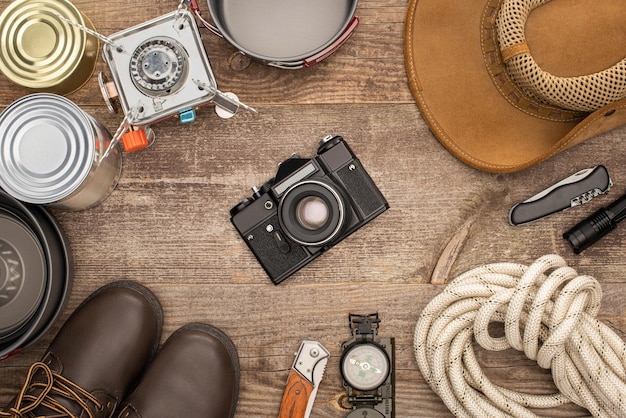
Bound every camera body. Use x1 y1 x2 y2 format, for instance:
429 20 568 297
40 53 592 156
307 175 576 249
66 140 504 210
230 136 388 284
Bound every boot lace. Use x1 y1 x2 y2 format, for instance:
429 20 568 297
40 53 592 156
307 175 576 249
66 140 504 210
0 361 103 418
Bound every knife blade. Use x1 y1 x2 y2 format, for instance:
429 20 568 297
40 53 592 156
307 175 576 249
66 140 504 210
278 340 330 418
509 165 612 226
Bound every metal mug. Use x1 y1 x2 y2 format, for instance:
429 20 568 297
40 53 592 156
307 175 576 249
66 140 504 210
0 0 98 95
0 93 122 210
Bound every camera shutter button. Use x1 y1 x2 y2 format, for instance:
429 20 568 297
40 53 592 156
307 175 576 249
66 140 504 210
317 135 343 153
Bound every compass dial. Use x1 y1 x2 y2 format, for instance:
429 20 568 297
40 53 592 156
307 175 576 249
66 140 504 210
341 342 390 391
130 37 188 95
345 408 385 418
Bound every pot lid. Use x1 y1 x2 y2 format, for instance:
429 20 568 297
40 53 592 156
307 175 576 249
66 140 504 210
0 213 47 338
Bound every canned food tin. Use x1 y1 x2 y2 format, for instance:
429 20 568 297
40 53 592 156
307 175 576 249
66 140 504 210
0 0 98 95
0 93 122 210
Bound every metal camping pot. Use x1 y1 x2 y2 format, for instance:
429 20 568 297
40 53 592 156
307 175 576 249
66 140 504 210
0 0 98 95
0 94 122 210
0 214 47 345
205 0 359 69
0 190 73 360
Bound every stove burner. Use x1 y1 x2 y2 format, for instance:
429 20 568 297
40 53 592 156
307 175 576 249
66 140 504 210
130 37 188 95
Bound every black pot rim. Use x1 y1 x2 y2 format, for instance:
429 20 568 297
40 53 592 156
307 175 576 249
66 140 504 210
0 190 73 359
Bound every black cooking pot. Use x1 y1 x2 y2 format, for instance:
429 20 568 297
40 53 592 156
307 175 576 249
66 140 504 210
0 190 73 360
205 0 359 68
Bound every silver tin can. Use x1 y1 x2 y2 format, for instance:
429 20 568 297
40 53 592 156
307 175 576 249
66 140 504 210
0 93 122 210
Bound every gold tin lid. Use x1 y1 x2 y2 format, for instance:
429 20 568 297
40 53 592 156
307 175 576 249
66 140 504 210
0 0 98 95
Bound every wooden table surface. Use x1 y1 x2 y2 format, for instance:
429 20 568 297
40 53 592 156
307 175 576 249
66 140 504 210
0 0 625 416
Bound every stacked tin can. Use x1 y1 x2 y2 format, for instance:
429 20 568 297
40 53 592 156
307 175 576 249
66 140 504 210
0 0 119 358
0 0 122 209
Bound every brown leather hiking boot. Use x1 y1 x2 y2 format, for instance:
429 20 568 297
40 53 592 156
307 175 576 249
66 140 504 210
1 281 163 418
116 323 240 418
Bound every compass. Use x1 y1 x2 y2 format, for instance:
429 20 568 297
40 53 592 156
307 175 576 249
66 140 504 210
345 409 385 418
340 313 395 418
341 342 390 391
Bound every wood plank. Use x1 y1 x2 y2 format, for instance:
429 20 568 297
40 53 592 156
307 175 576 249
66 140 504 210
2 283 624 416
0 1 412 106
0 0 625 416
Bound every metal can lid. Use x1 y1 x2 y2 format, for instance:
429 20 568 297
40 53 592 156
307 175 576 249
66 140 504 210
0 213 47 338
0 93 95 204
0 0 88 90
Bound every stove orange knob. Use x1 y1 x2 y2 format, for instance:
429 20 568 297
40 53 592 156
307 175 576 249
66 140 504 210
121 130 149 152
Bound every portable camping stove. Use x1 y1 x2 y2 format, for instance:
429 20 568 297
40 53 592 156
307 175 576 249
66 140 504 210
98 7 253 153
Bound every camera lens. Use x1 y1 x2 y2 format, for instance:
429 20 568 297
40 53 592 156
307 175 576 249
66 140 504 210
295 196 329 230
279 180 346 246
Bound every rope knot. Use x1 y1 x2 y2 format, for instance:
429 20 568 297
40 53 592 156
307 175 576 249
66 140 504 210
488 255 602 368
415 254 626 417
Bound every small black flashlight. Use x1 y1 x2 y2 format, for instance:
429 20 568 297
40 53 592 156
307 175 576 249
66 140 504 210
563 191 626 253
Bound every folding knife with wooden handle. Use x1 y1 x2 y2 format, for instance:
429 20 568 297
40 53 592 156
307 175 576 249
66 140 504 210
278 340 330 418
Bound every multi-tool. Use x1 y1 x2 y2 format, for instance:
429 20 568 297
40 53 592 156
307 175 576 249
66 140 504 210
509 165 612 226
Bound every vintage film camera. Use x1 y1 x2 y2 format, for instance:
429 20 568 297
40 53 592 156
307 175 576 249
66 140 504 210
340 313 395 418
230 135 388 284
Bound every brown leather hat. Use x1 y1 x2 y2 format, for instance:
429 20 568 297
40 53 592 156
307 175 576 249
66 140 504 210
405 0 626 173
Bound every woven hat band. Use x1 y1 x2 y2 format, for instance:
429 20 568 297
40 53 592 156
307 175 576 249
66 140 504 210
496 0 626 112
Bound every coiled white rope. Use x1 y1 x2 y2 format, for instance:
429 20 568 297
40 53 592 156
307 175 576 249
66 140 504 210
414 254 626 417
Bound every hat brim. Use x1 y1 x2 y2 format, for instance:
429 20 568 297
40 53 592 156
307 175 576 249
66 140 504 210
405 0 626 173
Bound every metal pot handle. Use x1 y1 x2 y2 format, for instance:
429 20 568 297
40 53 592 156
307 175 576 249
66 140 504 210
303 16 359 68
181 0 223 37
267 16 360 70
